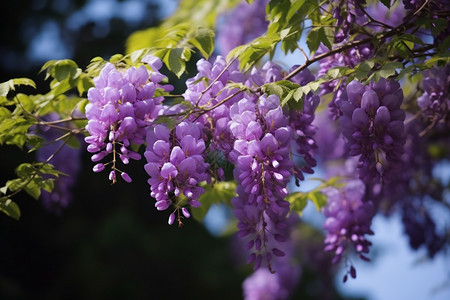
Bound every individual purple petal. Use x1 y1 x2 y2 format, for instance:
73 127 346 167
121 172 132 183
160 162 178 179
352 108 370 127
93 163 105 172
181 207 190 218
168 212 175 225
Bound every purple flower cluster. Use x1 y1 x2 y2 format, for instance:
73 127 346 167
183 56 246 158
39 144 81 213
402 0 450 44
242 214 301 300
401 200 446 258
216 0 269 55
312 109 347 162
318 41 373 120
243 263 301 300
229 94 294 271
330 0 367 43
36 114 82 214
143 56 319 273
323 180 375 272
247 61 283 85
366 1 406 28
177 57 320 272
289 67 320 182
338 79 406 186
144 121 210 225
377 116 447 258
85 57 172 183
417 65 450 123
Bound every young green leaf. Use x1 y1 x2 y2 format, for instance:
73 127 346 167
0 198 21 220
188 26 215 59
164 48 187 78
286 192 309 215
308 191 328 211
191 181 237 222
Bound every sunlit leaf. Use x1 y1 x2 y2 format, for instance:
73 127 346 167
0 198 21 220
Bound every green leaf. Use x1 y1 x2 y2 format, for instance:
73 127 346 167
393 40 413 58
152 115 181 130
48 77 73 96
12 78 36 89
423 54 450 68
5 178 26 193
263 80 300 106
264 83 284 98
188 26 215 59
66 134 81 148
326 67 352 79
0 78 36 97
379 61 403 79
109 54 124 62
15 93 35 112
51 60 79 82
191 196 213 222
38 162 65 177
34 177 55 193
286 192 308 215
16 163 36 178
26 135 45 152
307 25 334 53
130 48 151 63
40 60 57 76
0 117 32 148
0 186 7 195
293 87 304 101
321 26 334 50
77 98 90 115
163 48 187 78
76 74 94 96
306 27 321 53
0 198 21 220
229 34 281 71
226 44 248 62
0 107 12 120
286 0 306 22
308 191 328 211
355 61 375 80
438 36 450 53
191 181 237 222
397 65 415 80
24 180 41 200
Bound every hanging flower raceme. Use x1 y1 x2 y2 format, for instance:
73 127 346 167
216 0 269 55
183 56 246 158
35 113 82 214
144 121 210 225
417 65 450 124
229 94 295 271
289 68 320 182
322 179 375 281
338 79 406 187
85 57 172 183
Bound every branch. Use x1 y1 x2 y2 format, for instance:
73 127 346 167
283 20 418 81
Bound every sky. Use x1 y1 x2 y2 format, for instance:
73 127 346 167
27 0 179 63
27 0 450 299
